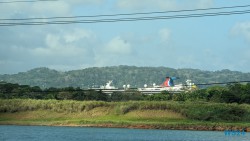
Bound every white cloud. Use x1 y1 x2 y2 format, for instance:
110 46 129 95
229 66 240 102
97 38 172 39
31 28 95 59
63 29 94 43
116 0 177 11
93 36 135 67
70 0 104 5
116 0 214 11
0 0 109 74
159 28 171 42
231 21 250 42
0 26 98 73
4 0 250 74
0 1 70 19
104 36 132 54
195 0 213 8
31 1 71 16
0 0 104 19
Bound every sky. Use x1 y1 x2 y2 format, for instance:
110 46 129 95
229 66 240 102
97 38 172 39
1 0 250 74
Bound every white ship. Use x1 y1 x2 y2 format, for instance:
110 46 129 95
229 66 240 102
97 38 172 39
138 77 194 94
95 77 195 94
100 80 116 89
99 80 124 94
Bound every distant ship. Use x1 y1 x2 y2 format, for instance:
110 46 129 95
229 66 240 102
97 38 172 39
138 77 194 94
100 80 117 89
94 77 195 94
98 80 124 94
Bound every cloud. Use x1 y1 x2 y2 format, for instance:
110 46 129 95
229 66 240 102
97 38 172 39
195 0 213 8
93 36 135 67
6 0 250 74
63 0 105 8
0 0 108 74
116 0 214 11
104 36 132 54
0 26 98 73
231 21 250 42
0 1 69 18
116 0 177 11
229 21 250 71
70 0 104 5
0 0 104 18
30 28 96 64
159 28 171 42
31 2 71 16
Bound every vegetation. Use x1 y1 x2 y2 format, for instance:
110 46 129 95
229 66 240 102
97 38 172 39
171 83 250 104
1 66 250 88
0 99 250 122
1 66 249 130
0 82 250 104
0 100 250 130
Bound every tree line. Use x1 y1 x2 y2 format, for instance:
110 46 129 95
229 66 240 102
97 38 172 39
0 82 249 104
1 66 250 89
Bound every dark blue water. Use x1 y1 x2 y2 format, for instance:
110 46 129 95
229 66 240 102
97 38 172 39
0 125 249 141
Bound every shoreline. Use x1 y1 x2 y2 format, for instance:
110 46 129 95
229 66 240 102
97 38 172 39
1 122 250 132
1 99 250 132
55 123 250 132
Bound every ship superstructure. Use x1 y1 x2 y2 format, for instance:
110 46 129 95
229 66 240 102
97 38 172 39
94 76 195 94
138 77 187 94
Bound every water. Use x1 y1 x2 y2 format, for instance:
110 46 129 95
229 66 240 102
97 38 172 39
0 125 249 141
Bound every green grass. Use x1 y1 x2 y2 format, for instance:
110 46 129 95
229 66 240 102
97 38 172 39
0 99 250 131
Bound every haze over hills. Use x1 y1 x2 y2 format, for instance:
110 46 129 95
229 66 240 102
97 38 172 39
0 66 250 88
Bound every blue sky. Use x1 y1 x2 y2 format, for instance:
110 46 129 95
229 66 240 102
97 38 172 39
1 0 250 74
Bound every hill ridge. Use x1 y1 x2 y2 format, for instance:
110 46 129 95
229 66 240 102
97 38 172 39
0 66 250 88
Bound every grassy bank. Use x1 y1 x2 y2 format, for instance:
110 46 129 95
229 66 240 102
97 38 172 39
0 99 250 131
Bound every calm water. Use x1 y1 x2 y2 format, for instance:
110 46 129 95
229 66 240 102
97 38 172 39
0 125 249 141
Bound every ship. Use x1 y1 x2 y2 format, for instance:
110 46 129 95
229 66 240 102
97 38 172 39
95 80 124 94
138 77 195 94
96 77 195 94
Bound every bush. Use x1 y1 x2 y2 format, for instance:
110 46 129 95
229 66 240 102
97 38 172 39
181 102 249 121
1 99 250 122
115 102 139 114
0 99 111 113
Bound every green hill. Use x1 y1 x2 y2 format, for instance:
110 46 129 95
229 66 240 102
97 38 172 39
0 66 250 88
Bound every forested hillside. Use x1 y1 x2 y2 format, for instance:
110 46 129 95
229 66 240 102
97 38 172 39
0 66 250 88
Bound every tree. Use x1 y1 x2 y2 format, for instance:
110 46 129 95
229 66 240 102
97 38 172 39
173 92 186 101
206 86 224 102
56 92 74 100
